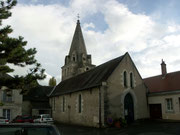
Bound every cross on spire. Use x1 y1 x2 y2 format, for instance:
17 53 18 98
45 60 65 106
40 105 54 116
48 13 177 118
77 14 80 20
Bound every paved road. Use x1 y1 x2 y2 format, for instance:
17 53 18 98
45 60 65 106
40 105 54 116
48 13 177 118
56 120 180 135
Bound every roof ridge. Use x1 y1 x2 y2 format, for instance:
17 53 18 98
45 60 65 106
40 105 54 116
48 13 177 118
144 70 180 80
60 54 125 83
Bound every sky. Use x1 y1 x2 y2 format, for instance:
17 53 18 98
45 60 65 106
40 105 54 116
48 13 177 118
3 0 180 85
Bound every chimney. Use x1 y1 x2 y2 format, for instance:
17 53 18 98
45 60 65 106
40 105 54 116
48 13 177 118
161 59 167 77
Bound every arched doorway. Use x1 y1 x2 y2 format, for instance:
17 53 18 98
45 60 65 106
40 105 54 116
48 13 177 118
124 93 134 123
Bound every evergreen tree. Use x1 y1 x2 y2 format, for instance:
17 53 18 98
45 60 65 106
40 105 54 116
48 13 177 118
49 77 56 86
0 0 46 90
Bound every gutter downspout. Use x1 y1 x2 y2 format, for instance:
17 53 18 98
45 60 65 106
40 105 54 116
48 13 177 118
98 81 107 128
47 86 56 117
98 85 102 128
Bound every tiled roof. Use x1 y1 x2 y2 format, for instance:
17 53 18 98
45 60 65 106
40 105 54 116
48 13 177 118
144 71 180 93
50 54 126 97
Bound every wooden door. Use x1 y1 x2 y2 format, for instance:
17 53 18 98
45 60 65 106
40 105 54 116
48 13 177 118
149 104 162 119
124 93 134 123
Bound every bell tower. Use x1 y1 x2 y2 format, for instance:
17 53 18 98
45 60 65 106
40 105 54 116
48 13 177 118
61 19 95 81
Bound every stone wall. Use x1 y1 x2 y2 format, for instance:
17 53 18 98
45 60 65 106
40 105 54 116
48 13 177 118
148 93 180 120
52 87 101 127
105 54 149 121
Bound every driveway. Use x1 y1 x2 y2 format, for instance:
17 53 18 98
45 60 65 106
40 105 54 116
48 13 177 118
56 120 180 135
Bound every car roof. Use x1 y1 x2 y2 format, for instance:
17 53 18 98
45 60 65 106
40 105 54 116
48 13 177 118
0 123 54 127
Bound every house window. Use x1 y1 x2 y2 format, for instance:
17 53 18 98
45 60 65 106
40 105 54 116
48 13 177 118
166 98 173 111
78 94 82 113
3 109 10 120
130 72 134 88
123 71 127 87
3 91 12 102
62 96 65 112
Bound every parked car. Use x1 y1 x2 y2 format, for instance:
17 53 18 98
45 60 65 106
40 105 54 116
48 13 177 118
34 114 53 123
12 115 34 123
0 117 9 124
0 123 60 135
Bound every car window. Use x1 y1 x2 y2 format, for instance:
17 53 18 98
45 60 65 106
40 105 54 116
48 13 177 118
42 115 50 118
33 116 41 119
27 127 56 135
0 127 22 135
16 116 22 119
23 116 31 120
0 127 57 135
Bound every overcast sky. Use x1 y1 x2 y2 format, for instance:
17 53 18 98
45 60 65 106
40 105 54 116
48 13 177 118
4 0 180 85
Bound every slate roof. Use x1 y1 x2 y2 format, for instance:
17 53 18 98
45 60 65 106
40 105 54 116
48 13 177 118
144 71 180 93
50 54 126 97
24 86 54 101
31 101 51 109
69 20 87 55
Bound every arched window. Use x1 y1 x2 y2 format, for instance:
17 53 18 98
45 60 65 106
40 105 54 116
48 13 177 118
72 54 76 62
64 69 67 76
130 72 134 88
123 71 127 87
62 96 65 112
78 94 82 113
82 54 86 61
67 67 69 75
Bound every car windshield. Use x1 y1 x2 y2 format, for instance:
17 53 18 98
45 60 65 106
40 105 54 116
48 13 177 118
42 115 50 118
23 116 32 119
33 116 41 119
0 127 57 135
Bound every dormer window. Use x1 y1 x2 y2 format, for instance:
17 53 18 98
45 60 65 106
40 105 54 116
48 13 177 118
3 91 12 102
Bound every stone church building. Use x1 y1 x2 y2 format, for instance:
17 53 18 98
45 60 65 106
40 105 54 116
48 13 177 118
49 20 149 127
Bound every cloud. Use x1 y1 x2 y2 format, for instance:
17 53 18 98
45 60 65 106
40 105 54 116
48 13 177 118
83 23 95 30
4 0 180 85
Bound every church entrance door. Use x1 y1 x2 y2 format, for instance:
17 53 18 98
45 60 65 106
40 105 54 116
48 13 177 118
124 93 134 123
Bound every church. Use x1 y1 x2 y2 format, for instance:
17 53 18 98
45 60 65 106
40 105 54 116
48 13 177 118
49 19 149 127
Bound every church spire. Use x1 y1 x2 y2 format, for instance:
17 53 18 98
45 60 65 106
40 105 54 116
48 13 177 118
61 18 95 81
69 19 87 55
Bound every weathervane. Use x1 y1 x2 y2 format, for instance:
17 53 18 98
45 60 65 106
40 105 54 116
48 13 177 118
77 14 80 20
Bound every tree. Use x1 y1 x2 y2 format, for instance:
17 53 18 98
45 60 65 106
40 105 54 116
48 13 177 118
0 0 46 90
49 77 56 86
